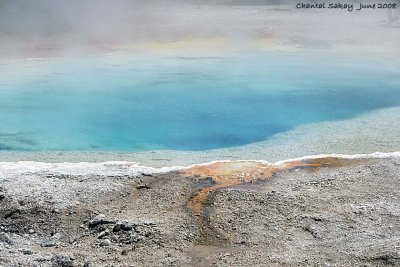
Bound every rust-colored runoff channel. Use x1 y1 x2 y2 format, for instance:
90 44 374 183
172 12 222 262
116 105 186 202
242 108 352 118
180 157 357 216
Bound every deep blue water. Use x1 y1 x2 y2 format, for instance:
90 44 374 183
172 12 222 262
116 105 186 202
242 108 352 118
0 52 399 151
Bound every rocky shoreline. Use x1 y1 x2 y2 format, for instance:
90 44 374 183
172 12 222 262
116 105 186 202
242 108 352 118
1 157 400 266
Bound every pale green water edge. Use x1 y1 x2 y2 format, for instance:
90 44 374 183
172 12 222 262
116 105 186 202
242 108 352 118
1 107 399 167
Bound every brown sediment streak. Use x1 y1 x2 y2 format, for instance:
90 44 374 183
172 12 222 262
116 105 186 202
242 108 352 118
284 157 356 169
181 157 358 215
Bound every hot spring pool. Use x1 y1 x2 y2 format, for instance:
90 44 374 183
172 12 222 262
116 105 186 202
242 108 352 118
0 52 399 155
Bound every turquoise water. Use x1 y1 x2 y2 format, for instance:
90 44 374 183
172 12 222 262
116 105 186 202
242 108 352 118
0 52 399 152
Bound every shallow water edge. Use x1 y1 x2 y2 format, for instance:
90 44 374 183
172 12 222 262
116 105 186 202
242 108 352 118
1 106 399 168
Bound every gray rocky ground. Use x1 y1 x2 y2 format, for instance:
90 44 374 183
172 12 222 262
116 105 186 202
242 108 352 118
0 157 400 266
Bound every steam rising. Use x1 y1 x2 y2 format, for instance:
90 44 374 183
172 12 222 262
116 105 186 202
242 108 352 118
0 0 399 57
